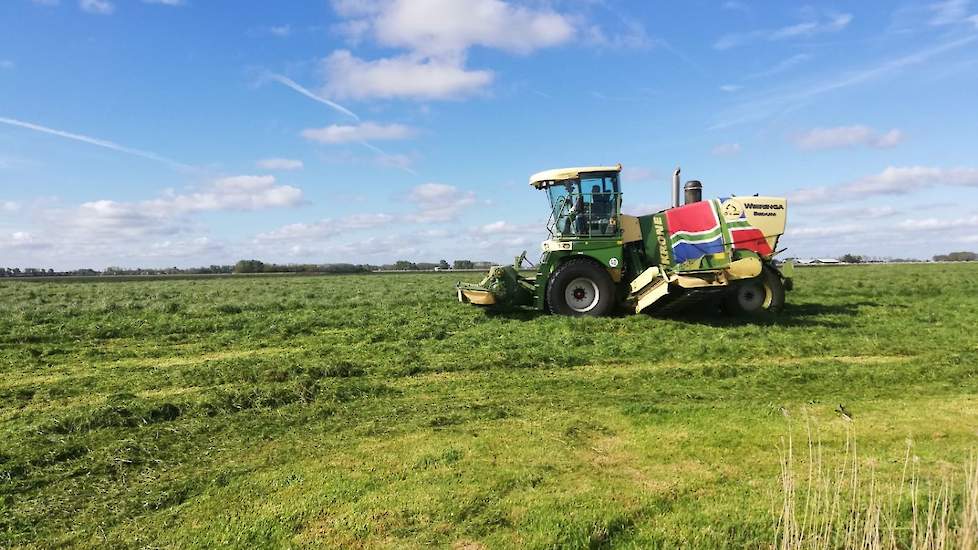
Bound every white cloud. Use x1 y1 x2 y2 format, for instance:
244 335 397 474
79 0 114 15
788 223 866 238
168 175 303 211
407 183 476 222
469 220 533 235
798 205 898 219
142 0 184 5
256 220 339 242
256 158 303 171
59 176 303 238
345 213 395 229
789 166 978 205
0 231 49 250
711 143 742 156
255 213 393 242
715 13 852 50
898 215 978 231
301 121 416 144
345 0 573 55
322 50 493 100
719 84 743 93
322 0 578 101
1 201 19 212
793 125 905 151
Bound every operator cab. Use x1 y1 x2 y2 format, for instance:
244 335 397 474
529 164 622 238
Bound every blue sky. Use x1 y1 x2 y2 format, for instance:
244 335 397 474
2 0 978 269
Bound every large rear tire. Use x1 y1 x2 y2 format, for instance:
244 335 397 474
724 266 785 316
546 258 616 317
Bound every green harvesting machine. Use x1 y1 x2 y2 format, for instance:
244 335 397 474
456 164 793 316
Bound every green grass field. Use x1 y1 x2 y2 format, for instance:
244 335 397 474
2 264 978 548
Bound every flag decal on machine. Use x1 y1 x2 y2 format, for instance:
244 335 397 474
727 212 773 256
664 200 725 263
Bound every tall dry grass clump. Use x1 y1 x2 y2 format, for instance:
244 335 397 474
775 423 978 549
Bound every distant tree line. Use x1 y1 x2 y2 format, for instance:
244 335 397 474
933 251 978 262
0 259 497 278
232 260 376 274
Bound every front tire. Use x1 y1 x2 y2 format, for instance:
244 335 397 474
724 266 785 315
546 258 616 317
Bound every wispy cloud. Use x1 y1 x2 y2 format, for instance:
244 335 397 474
711 35 978 129
0 116 193 170
746 53 813 79
256 158 303 171
793 125 904 151
301 122 415 144
79 0 114 15
142 0 184 5
715 13 851 50
712 143 742 156
265 73 360 121
0 60 14 70
356 141 418 175
788 166 978 205
268 25 291 37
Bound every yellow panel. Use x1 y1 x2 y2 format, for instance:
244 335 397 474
725 256 762 280
635 279 670 313
629 266 661 294
722 196 787 251
460 289 496 305
620 215 642 243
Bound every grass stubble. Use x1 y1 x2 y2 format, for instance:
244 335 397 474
776 416 978 549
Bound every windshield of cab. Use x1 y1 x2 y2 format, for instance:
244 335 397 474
545 173 620 238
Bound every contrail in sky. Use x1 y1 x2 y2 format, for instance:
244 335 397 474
358 140 418 176
266 73 417 175
266 73 360 122
0 116 193 171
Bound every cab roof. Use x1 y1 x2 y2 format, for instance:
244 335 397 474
528 164 622 189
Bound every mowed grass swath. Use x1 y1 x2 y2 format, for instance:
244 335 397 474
2 264 978 548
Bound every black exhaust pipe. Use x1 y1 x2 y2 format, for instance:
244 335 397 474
684 180 702 204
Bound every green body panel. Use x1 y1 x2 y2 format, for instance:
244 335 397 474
531 238 624 309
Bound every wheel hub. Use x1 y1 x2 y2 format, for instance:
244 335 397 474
564 277 600 313
736 282 765 311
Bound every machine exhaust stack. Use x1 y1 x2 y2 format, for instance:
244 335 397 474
684 180 703 204
672 167 681 208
